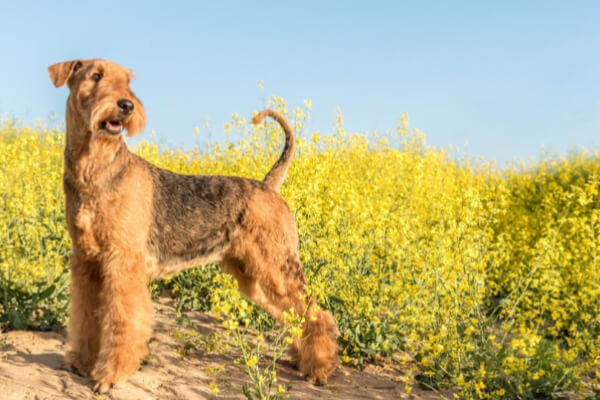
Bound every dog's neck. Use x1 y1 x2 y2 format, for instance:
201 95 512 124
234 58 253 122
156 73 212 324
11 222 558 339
64 108 129 195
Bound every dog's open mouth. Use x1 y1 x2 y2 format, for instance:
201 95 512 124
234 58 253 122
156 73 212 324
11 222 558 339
101 120 124 135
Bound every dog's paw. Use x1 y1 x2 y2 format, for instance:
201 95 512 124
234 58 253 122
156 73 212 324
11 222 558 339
93 381 114 394
304 373 327 386
64 351 91 377
67 364 86 377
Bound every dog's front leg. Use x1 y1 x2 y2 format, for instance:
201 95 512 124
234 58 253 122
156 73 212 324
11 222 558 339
65 251 101 376
91 252 153 393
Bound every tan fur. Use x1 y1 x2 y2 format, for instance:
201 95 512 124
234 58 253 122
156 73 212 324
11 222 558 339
252 109 295 192
49 58 338 393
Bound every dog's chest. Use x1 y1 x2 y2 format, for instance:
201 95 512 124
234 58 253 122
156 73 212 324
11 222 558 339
64 190 102 257
64 177 121 258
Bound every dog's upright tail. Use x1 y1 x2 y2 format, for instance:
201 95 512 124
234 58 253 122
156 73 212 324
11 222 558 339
252 109 295 193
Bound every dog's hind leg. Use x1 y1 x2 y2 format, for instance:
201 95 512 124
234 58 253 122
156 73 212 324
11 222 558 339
222 250 338 385
221 188 338 385
263 255 338 385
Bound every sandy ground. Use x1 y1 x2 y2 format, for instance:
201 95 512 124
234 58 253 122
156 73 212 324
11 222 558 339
0 299 447 400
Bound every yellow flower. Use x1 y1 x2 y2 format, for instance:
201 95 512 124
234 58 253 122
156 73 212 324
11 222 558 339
246 356 258 368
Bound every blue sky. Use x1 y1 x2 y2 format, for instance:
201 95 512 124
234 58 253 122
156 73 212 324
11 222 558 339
1 1 599 164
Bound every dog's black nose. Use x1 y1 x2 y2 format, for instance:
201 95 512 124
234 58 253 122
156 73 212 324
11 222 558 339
117 99 134 115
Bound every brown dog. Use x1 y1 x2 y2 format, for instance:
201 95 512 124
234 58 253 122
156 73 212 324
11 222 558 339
48 59 338 393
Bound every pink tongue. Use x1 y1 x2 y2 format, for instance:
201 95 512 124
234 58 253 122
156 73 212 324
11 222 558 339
108 121 121 130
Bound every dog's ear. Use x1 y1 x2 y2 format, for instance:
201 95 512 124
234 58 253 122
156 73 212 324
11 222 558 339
48 60 82 88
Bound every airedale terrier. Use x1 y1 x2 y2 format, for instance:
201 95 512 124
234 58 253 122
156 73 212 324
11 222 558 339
48 59 338 393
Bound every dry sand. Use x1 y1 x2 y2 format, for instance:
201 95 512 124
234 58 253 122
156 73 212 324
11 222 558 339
0 299 446 400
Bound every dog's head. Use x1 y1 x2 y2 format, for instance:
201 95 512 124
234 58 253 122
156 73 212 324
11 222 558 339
48 59 145 138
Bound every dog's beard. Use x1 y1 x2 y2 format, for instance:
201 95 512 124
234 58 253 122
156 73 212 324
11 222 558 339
123 103 146 137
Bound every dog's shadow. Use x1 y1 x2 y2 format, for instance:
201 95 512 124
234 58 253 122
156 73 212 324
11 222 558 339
1 331 96 396
15 350 63 369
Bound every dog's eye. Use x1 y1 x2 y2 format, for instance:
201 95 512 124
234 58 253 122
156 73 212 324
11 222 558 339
91 73 102 82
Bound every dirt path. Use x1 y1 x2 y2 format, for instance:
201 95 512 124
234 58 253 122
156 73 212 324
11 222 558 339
0 300 445 400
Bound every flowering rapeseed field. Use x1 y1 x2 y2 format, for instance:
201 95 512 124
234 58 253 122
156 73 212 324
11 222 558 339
1 97 599 398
